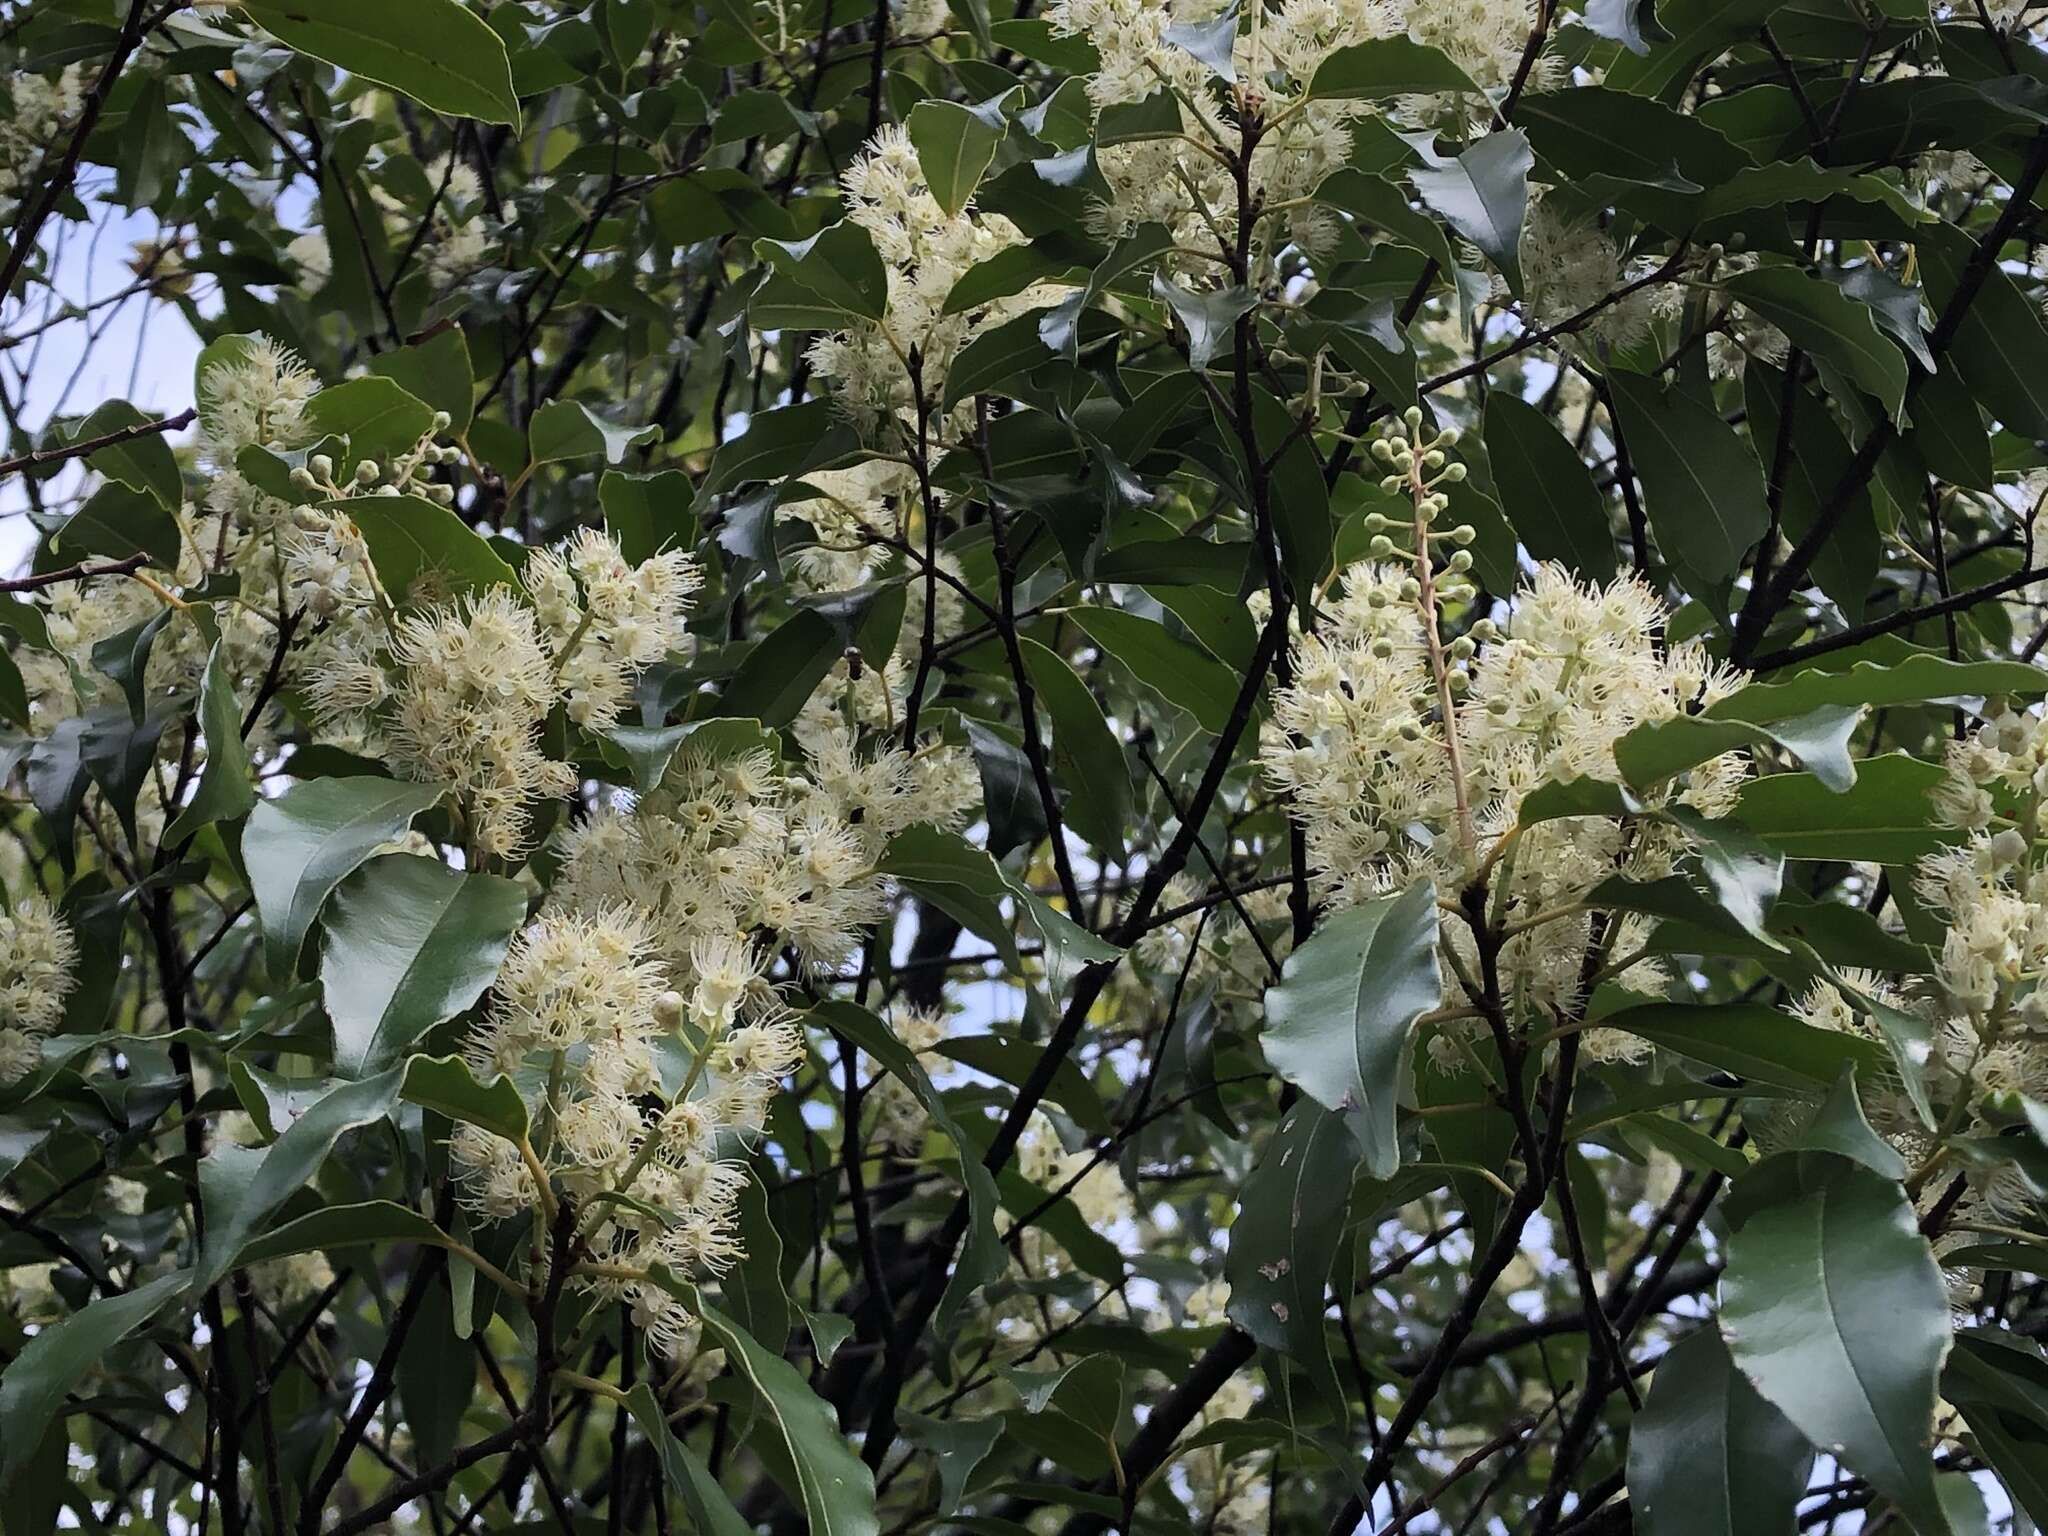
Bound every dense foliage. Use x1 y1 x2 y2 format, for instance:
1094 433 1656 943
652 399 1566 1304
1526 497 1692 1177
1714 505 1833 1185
4 0 2048 1532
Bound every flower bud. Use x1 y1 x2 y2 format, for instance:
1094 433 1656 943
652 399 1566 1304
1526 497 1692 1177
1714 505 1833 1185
1368 534 1396 557
355 460 379 484
309 454 333 479
431 410 453 431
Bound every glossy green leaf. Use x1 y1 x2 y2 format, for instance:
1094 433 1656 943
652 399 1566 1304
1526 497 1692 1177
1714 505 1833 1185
908 92 1014 219
0 1271 190 1486
1411 129 1531 295
243 0 521 126
756 223 890 324
1020 637 1131 855
237 1199 451 1267
1606 369 1770 594
319 853 526 1077
331 494 517 606
625 1382 754 1536
1308 36 1482 100
1627 1325 1811 1536
1482 392 1616 580
75 399 181 509
1066 605 1243 735
303 376 437 461
528 400 660 466
194 1066 412 1291
164 638 259 843
1720 1152 1952 1536
52 482 182 568
245 776 446 977
1615 704 1864 793
1152 272 1256 371
1262 880 1439 1177
812 1000 1004 1330
672 1293 881 1536
1225 1100 1356 1404
1707 652 2048 724
1601 1002 1884 1089
1733 753 1947 863
367 327 474 433
1724 265 1909 421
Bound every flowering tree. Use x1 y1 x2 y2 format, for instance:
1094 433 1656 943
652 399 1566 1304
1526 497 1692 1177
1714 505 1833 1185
4 0 2048 1532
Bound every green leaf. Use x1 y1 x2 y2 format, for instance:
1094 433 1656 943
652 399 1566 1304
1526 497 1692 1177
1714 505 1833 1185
1797 1066 1907 1180
303 376 436 461
1626 1325 1812 1536
1020 637 1131 855
195 1066 412 1291
331 495 516 606
756 223 890 325
1919 219 2048 440
625 1381 754 1536
242 0 521 126
1600 1002 1885 1090
1411 130 1531 296
368 327 474 433
52 482 182 568
165 639 259 843
1615 704 1864 793
900 1412 1004 1517
908 92 1015 219
528 399 660 466
1066 605 1243 735
1225 1100 1356 1405
1733 753 1946 863
1723 265 1909 421
1481 392 1615 580
812 1000 1006 1329
1603 0 1786 100
75 400 181 509
1668 808 1785 951
874 826 1120 993
1720 1152 1953 1536
1309 36 1483 100
673 1294 882 1536
1706 652 2048 725
1262 880 1440 1178
718 609 839 727
0 1271 190 1487
237 1199 451 1267
1606 369 1771 594
1151 272 1256 371
319 853 526 1078
699 400 857 500
245 776 447 977
399 1054 529 1142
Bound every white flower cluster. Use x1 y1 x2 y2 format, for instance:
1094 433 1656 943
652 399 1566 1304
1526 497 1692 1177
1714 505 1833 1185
450 907 803 1358
808 124 1051 431
524 529 701 729
1790 705 2048 1242
1048 0 1401 271
452 715 973 1355
0 68 84 206
0 895 79 1084
1515 194 1654 355
1262 417 1741 1058
306 532 698 861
